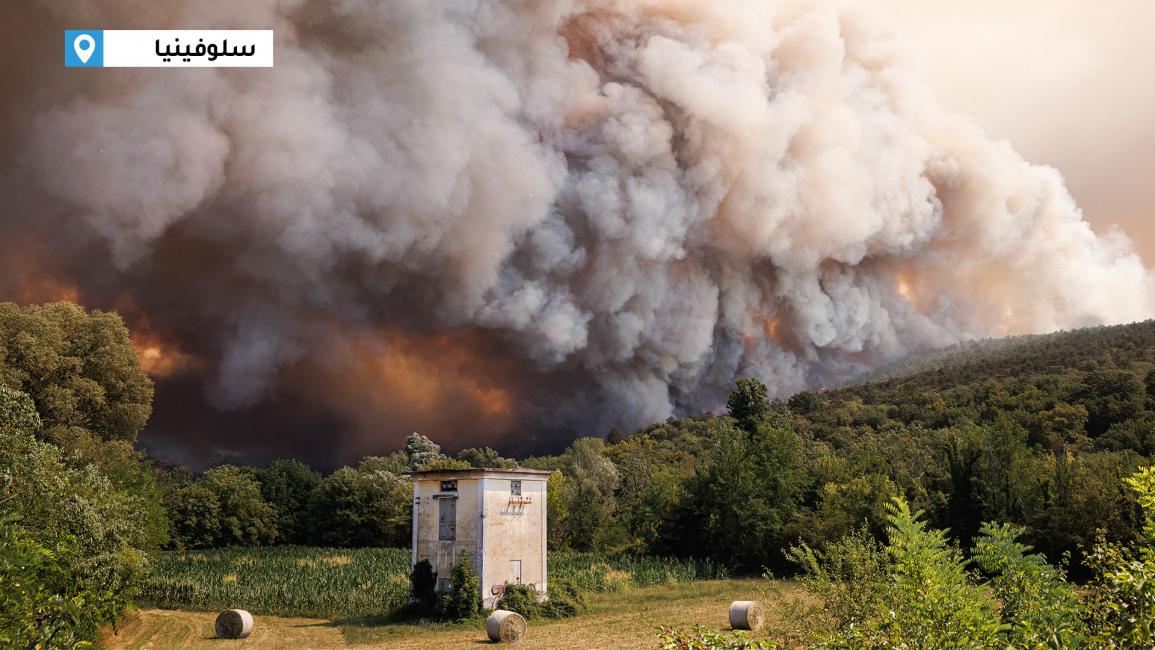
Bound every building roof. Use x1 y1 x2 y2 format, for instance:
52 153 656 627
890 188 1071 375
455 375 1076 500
409 467 554 480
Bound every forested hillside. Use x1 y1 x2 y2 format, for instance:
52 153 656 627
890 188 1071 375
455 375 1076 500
857 319 1155 393
780 320 1155 567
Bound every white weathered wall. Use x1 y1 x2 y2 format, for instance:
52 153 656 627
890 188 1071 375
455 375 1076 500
413 477 480 588
480 477 547 598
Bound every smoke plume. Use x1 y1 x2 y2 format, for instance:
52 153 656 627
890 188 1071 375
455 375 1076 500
2 0 1152 466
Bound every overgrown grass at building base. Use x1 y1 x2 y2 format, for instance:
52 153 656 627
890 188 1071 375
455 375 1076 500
551 553 728 592
138 546 728 619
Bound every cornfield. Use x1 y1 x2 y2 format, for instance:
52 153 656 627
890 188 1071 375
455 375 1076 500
138 547 728 618
138 546 412 618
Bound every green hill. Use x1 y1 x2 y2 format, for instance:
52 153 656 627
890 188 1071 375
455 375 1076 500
755 321 1155 570
792 320 1155 451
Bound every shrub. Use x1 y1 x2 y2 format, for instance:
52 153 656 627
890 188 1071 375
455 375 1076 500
540 578 584 618
972 522 1086 648
793 499 1004 649
790 498 1104 649
0 516 121 649
409 559 437 616
0 427 149 606
656 625 776 649
498 583 540 618
1084 466 1155 647
785 528 889 640
442 553 481 620
498 580 584 619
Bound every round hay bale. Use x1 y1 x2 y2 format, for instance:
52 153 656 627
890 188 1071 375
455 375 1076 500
729 600 764 631
215 609 254 639
486 609 527 643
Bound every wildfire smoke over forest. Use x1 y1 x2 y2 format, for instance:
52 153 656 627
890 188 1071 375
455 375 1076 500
1 0 1152 466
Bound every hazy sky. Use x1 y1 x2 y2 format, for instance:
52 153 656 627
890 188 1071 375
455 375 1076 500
870 0 1155 261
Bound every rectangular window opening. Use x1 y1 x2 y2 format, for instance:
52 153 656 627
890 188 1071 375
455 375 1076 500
440 480 458 492
510 480 522 496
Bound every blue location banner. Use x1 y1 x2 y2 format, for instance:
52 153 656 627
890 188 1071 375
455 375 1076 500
63 30 273 68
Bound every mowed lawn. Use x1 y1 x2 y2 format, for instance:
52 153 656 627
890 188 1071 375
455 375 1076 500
106 579 803 649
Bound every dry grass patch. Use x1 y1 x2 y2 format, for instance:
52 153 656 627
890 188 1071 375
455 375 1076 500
342 579 803 649
111 579 809 649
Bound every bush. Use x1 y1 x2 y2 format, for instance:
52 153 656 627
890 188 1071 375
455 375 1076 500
1084 466 1155 647
656 625 776 649
498 582 540 618
788 497 1104 649
409 559 437 616
498 580 584 620
784 529 889 640
972 522 1086 647
0 422 150 646
540 578 584 618
442 553 481 620
0 516 121 649
792 499 1004 648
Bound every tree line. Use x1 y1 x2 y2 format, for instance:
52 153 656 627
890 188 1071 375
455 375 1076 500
5 301 1155 645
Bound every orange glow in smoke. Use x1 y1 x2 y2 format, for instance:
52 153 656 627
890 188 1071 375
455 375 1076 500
314 327 521 452
13 277 81 304
759 314 785 346
131 331 190 378
896 273 915 303
359 331 515 421
742 313 793 353
114 295 194 379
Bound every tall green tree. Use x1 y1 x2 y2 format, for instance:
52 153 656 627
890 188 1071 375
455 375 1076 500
405 432 444 471
166 482 223 549
52 429 170 550
0 301 152 443
605 433 695 552
307 467 410 547
666 420 807 572
1076 371 1143 438
727 377 770 434
201 465 278 546
258 459 321 545
557 437 621 551
457 447 517 469
357 451 409 475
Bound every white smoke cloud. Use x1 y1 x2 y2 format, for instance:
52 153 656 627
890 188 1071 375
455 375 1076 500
10 0 1155 439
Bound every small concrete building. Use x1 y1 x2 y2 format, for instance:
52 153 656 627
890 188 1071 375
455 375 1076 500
411 468 551 606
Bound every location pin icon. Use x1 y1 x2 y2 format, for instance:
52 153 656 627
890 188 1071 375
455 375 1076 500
73 34 95 64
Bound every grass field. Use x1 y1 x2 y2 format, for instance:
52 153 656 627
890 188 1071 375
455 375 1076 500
138 546 729 618
109 579 797 649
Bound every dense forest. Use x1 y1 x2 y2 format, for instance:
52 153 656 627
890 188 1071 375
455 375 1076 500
4 301 1155 646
